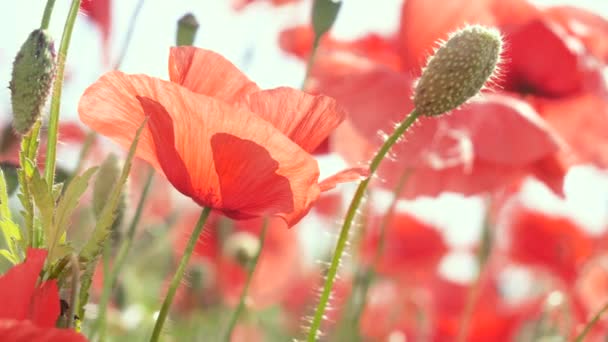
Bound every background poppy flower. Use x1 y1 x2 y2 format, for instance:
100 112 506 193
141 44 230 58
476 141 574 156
79 47 366 226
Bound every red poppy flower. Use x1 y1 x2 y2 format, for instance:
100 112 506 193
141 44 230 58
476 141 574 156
79 46 366 226
361 211 447 278
500 204 597 286
280 0 608 197
431 273 540 342
0 249 86 341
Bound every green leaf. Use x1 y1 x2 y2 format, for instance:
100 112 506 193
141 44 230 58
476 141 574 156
80 118 147 263
55 167 97 237
0 163 19 197
0 168 12 221
30 169 54 239
0 249 18 265
0 219 22 263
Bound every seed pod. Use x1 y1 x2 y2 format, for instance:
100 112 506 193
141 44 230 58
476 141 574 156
176 13 199 46
414 25 502 116
10 29 56 135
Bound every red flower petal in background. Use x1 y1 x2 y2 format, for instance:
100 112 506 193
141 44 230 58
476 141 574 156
502 205 596 286
397 0 538 71
544 6 608 63
361 212 447 278
80 0 111 46
431 273 539 342
501 18 587 97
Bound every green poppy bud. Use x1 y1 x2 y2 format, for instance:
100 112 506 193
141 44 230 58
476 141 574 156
176 13 199 46
311 0 342 38
414 25 502 116
10 29 56 134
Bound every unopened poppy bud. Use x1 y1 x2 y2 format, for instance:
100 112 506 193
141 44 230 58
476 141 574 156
188 263 212 291
176 13 199 46
223 231 260 267
93 154 126 240
10 29 56 134
311 0 342 38
414 25 502 116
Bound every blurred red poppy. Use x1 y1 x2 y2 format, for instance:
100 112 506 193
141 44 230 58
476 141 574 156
280 0 608 197
0 249 86 341
501 205 597 286
80 0 111 45
361 211 447 279
79 47 367 226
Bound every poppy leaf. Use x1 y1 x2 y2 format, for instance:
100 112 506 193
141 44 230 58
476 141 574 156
77 117 147 320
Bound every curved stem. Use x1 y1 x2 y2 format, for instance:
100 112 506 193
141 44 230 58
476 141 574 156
222 218 269 341
40 0 57 30
149 206 212 342
92 169 154 340
43 0 81 189
66 253 80 329
348 170 411 330
112 0 145 70
301 34 321 90
575 301 608 342
306 109 421 341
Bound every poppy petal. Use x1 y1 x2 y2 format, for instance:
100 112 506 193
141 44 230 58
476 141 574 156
79 71 162 170
0 249 47 322
168 47 260 104
28 281 59 328
131 78 321 225
0 320 87 342
318 167 369 192
245 87 347 152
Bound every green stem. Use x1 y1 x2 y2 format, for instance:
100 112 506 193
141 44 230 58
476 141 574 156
222 218 270 341
66 253 80 329
92 169 154 340
346 170 411 332
575 301 608 342
149 206 213 342
306 109 421 341
43 0 81 190
113 0 145 70
40 0 57 30
301 34 321 90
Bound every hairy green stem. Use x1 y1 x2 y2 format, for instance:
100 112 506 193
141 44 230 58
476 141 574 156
345 170 411 335
307 109 421 341
40 0 57 30
222 218 269 341
43 0 81 190
150 206 212 342
93 169 154 340
67 253 80 329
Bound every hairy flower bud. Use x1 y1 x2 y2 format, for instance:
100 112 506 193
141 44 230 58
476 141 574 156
414 25 502 116
10 29 56 134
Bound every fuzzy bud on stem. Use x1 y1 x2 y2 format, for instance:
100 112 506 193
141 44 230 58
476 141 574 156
10 29 56 134
414 25 502 116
